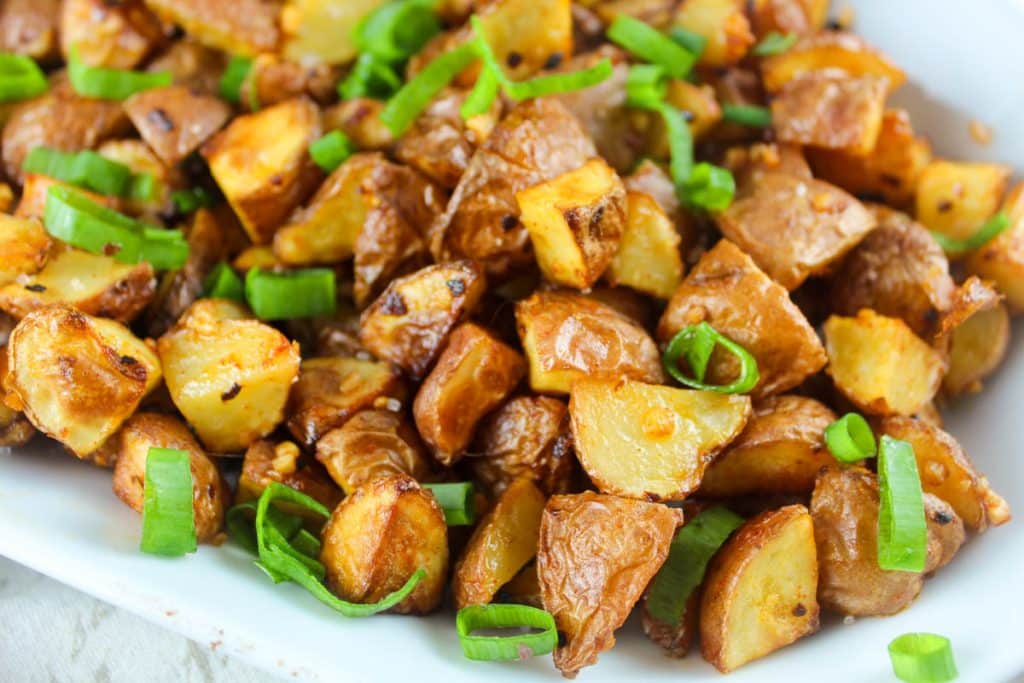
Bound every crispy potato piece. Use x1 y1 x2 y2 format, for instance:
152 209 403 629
881 416 1010 531
674 0 755 67
281 0 385 64
15 173 119 220
145 0 279 56
95 139 177 219
240 54 338 111
475 0 573 80
925 494 967 572
286 356 406 446
0 0 60 60
203 98 323 245
359 261 486 380
539 492 682 677
943 300 1009 396
0 214 50 287
658 240 826 397
606 191 683 299
413 323 525 465
61 0 163 69
6 305 160 457
824 310 946 416
322 99 394 151
500 561 543 608
643 592 700 659
967 182 1024 312
667 79 724 140
761 31 906 92
236 439 341 510
157 300 301 453
750 0 828 38
123 86 230 166
624 160 680 218
0 348 34 447
717 172 877 289
724 142 812 191
915 161 1011 243
453 478 546 609
110 413 228 542
145 38 227 94
516 290 663 394
320 474 448 614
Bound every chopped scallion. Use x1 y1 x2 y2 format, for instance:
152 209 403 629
422 482 475 526
456 604 558 661
668 27 708 57
338 52 403 101
0 53 48 102
355 0 441 63
459 66 500 119
608 15 696 79
683 162 736 212
380 42 480 136
825 413 877 463
662 321 760 394
877 435 928 572
140 448 197 557
930 212 1010 254
24 147 134 197
203 262 245 301
722 103 772 128
219 56 253 103
171 187 216 214
625 64 668 109
68 47 171 100
244 267 337 320
308 130 355 173
888 633 958 683
752 31 798 57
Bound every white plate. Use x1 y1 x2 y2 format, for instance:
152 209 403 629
2 1 1024 681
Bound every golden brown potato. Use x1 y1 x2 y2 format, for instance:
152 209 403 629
473 0 573 80
60 0 163 69
145 38 227 94
571 378 751 500
320 473 448 614
967 181 1024 312
322 98 394 151
700 505 819 673
717 172 877 290
500 561 543 608
824 310 946 416
924 494 967 572
413 323 525 465
605 191 683 299
657 239 827 398
915 161 1011 244
157 299 301 453
750 0 828 38
359 261 486 380
95 139 179 219
240 54 338 111
0 347 34 447
6 305 161 457
144 0 279 56
280 0 385 64
643 592 700 659
203 98 322 245
943 299 1009 396
14 173 120 220
624 160 681 219
236 439 341 510
110 413 228 543
452 477 546 609
673 0 755 68
0 214 49 287
0 0 60 60
516 290 663 395
538 492 683 677
123 86 231 166
761 31 906 93
0 184 13 213
286 356 407 447
315 410 432 496
667 79 724 140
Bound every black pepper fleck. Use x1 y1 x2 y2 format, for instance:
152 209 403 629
937 200 954 213
24 283 46 292
380 291 408 316
148 108 175 132
793 604 807 617
506 51 523 68
119 355 138 365
501 214 519 231
220 383 242 401
446 278 466 296
932 510 953 525
543 53 564 69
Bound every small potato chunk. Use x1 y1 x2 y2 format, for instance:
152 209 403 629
881 416 1010 531
657 240 826 397
750 0 828 38
413 323 525 465
539 492 682 677
673 0 755 67
516 290 663 395
145 38 227 94
453 477 547 609
761 31 906 93
123 86 231 166
967 182 1024 312
725 142 813 190
322 99 394 151
0 0 60 60
286 356 406 446
824 310 945 416
943 300 1009 396
315 410 431 496
517 158 626 290
6 305 161 457
359 261 486 380
700 505 819 673
700 396 836 497
0 348 34 447
111 413 228 542
571 378 751 501
0 214 49 286
666 79 723 139
281 0 385 64
61 0 164 69
157 300 301 453
475 0 572 80
915 161 1011 244
202 98 322 245
320 474 448 614
236 439 341 510
145 0 279 56
14 174 119 220
606 191 683 299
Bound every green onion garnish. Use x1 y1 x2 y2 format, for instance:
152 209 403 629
244 267 337 320
683 162 736 212
171 187 216 214
355 0 441 63
421 482 475 526
459 66 500 119
308 130 355 173
646 506 744 624
338 52 403 101
139 227 190 271
668 26 708 57
226 499 304 555
219 56 253 103
0 53 48 102
608 15 696 79
380 42 480 136
140 448 197 557
663 322 759 394
23 147 142 198
877 435 928 573
68 47 171 100
825 413 877 463
752 31 798 57
203 261 245 301
625 64 668 108
930 212 1010 255
456 604 558 661
889 633 958 683
721 104 772 128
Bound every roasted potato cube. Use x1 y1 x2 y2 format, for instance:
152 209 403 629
0 347 35 447
0 214 49 286
240 54 338 111
110 413 228 542
761 31 906 93
95 139 178 218
716 172 877 289
750 0 828 38
413 323 525 465
286 356 406 446
667 79 723 139
0 0 60 60
606 191 683 299
202 98 323 245
123 86 231 166
320 474 448 614
61 0 163 69
943 300 1009 396
967 182 1024 312
236 439 341 510
157 299 301 453
281 0 385 64
915 160 1011 244
571 378 751 500
6 305 161 457
144 0 279 56
500 561 543 608
359 261 486 380
673 0 755 67
824 310 945 416
145 38 227 94
538 492 682 677
322 98 394 151
14 174 119 220
725 142 813 190
516 290 663 394
624 159 681 218
474 0 573 80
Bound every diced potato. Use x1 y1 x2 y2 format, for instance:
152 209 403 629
144 0 279 56
413 323 525 465
501 561 543 608
240 54 338 111
538 492 682 677
145 37 227 94
0 0 60 60
700 505 819 673
359 261 486 380
571 378 751 500
967 182 1024 312
515 290 663 395
157 299 301 453
761 31 906 93
61 0 164 69
281 0 385 64
322 99 394 152
0 214 50 287
203 98 323 245
666 79 723 139
320 474 448 614
516 158 626 290
750 0 828 38
6 305 161 457
583 0 678 26
824 310 946 416
236 439 341 510
606 191 683 299
123 86 231 166
673 0 755 68
943 300 1009 396
475 0 573 80
0 348 34 447
14 174 119 220
643 590 700 659
624 160 681 218
915 160 1011 243
95 139 177 219
657 240 827 397
724 142 812 190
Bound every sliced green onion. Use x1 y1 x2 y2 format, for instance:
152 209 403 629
608 15 696 79
752 31 798 57
646 506 744 624
422 482 475 526
456 604 558 661
355 0 441 63
0 53 48 102
308 131 355 173
139 227 190 270
203 261 245 301
380 42 480 136
683 162 736 212
24 147 133 197
68 47 171 100
652 101 695 196
140 448 197 557
668 27 708 57
877 436 928 573
128 173 159 202
338 52 403 101
460 66 500 119
225 499 305 555
219 56 253 103
722 104 772 128
245 267 337 320
171 187 215 214
291 529 322 559
625 64 668 109
663 321 760 394
889 633 958 683
930 212 1010 255
825 413 877 463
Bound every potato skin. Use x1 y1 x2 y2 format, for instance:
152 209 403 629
943 299 1009 396
236 439 341 510
0 0 61 61
123 85 231 166
60 0 163 70
144 0 279 56
750 0 827 38
0 347 34 447
967 181 1024 312
760 31 906 93
0 214 50 287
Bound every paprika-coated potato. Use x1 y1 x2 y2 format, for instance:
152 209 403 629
123 86 231 166
0 213 50 287
760 31 906 93
236 439 341 510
